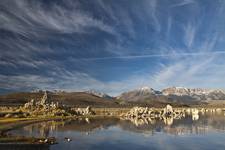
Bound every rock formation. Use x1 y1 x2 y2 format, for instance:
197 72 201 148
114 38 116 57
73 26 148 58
23 91 58 111
121 105 185 126
20 92 71 117
24 99 35 110
163 104 173 116
3 91 97 118
72 106 95 116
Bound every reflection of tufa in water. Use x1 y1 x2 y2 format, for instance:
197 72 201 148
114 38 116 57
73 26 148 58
192 114 199 121
85 118 90 123
163 117 174 126
121 105 187 126
9 111 225 139
191 108 199 121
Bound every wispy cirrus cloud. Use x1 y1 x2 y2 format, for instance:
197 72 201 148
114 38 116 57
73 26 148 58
72 51 225 61
0 72 152 96
149 54 225 90
171 0 195 7
0 0 117 37
1 0 225 95
184 23 196 48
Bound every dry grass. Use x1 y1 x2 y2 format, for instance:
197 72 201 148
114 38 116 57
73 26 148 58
92 108 130 116
0 117 35 123
0 116 76 133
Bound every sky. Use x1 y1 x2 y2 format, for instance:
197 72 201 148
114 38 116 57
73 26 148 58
1 0 225 96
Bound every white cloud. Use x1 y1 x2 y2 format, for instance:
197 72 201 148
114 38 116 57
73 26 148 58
171 0 195 7
184 23 196 48
0 71 145 96
149 54 225 90
71 51 225 60
148 0 161 32
0 74 54 90
0 0 117 37
2 50 225 96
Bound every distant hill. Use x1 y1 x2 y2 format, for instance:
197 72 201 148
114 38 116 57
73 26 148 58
0 90 194 107
0 91 119 107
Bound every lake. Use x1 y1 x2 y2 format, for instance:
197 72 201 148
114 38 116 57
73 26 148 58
5 111 225 150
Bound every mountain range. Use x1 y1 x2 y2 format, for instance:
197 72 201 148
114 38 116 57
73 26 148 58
0 86 225 107
117 86 225 103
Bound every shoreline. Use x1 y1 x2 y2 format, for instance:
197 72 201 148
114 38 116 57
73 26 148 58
0 106 224 144
0 107 224 130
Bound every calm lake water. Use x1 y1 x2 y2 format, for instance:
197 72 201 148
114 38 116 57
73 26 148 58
7 111 225 150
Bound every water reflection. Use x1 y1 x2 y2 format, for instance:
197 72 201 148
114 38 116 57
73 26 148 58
9 111 225 137
21 120 67 137
192 114 199 121
5 111 225 150
163 117 173 125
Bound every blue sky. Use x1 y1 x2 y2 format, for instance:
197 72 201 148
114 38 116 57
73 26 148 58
1 0 225 95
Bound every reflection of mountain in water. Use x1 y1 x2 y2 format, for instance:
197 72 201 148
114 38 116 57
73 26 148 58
57 117 120 132
10 112 225 138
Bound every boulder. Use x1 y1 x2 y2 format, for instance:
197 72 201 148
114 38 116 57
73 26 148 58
4 113 13 118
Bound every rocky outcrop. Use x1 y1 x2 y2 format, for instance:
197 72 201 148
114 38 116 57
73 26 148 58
163 104 173 116
121 106 225 126
72 106 95 116
121 105 186 126
121 105 184 119
121 107 156 118
3 91 97 118
16 92 71 117
23 92 59 112
24 92 48 110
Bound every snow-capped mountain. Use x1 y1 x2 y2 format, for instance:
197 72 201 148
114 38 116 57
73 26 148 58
162 87 225 100
117 86 162 102
139 86 161 94
86 90 113 99
117 86 225 102
162 87 210 96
